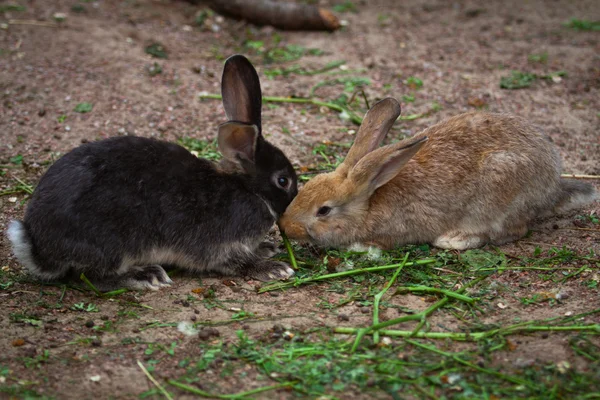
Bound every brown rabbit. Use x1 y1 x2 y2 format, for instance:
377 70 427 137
279 98 596 250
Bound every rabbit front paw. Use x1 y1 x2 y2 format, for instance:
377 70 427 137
255 241 280 258
122 265 173 291
246 260 295 282
434 232 487 250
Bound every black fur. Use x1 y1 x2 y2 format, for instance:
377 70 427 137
8 55 298 290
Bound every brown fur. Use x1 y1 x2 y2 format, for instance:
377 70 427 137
279 99 597 250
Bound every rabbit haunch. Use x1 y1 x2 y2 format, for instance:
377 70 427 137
7 55 298 290
279 98 596 250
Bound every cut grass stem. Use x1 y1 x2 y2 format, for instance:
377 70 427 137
336 323 600 340
405 339 537 389
137 360 173 400
278 228 298 270
79 273 102 297
258 259 436 293
373 253 409 344
350 275 489 351
79 273 128 297
395 286 476 303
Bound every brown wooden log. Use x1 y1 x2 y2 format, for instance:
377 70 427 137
205 0 341 31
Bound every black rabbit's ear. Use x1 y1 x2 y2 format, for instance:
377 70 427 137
221 54 262 132
218 121 259 163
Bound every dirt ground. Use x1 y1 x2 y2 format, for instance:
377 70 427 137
0 0 599 399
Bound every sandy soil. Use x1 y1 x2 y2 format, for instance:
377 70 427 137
0 0 598 398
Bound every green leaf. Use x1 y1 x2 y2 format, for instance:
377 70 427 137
145 43 168 59
9 154 23 165
500 71 536 89
461 249 507 271
74 102 93 113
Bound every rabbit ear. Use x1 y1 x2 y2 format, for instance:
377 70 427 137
218 122 259 163
342 98 401 168
349 136 428 196
221 54 262 132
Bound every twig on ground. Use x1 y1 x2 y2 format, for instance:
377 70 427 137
560 174 600 180
258 259 436 293
137 360 173 400
9 19 58 28
560 227 600 233
168 379 294 399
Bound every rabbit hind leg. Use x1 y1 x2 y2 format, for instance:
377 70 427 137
489 224 528 246
90 265 173 291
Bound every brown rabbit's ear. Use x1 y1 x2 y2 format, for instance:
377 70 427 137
342 98 401 168
349 136 428 196
218 122 259 163
221 55 262 132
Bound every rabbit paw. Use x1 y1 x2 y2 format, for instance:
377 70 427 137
124 265 173 291
434 232 486 250
246 260 295 282
255 241 280 258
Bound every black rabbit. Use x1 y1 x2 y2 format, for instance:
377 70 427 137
7 55 298 290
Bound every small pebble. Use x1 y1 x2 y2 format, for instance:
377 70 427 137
100 315 109 321
198 330 210 340
556 292 569 300
85 320 95 328
181 300 190 307
338 313 350 321
541 333 549 339
194 309 200 314
268 291 279 297
272 324 285 333
91 339 102 347
190 315 197 322
360 307 370 314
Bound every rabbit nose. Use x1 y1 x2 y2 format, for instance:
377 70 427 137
279 218 307 240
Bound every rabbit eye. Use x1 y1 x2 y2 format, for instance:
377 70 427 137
316 206 331 217
277 176 289 188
